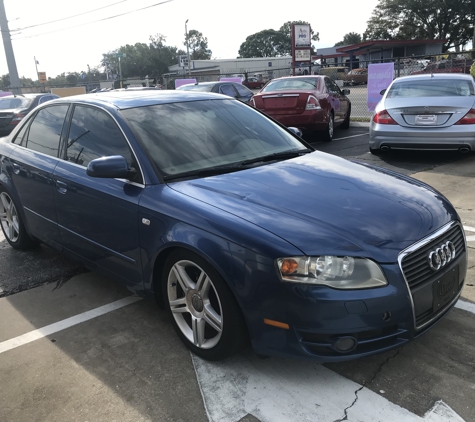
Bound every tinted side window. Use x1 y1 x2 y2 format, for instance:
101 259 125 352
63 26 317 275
219 85 237 97
38 96 52 104
66 105 133 169
12 120 30 144
234 83 252 97
22 105 68 157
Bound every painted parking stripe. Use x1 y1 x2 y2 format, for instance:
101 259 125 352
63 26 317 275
0 296 142 355
193 301 473 422
192 353 465 422
334 132 369 141
464 225 475 242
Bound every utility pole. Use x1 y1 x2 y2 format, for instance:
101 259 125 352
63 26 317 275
34 56 39 81
185 19 191 77
0 0 21 94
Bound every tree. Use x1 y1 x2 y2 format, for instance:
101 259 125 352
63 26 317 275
363 0 475 52
238 29 288 58
238 21 319 58
334 32 362 47
101 35 186 82
184 29 212 60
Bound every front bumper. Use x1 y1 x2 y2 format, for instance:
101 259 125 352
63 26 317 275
242 254 466 362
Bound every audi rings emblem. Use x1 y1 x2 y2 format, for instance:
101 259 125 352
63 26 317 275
428 241 456 271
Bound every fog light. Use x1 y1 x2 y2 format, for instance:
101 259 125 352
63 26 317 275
333 336 357 353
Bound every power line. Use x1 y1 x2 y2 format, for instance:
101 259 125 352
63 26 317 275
10 0 130 33
11 0 173 40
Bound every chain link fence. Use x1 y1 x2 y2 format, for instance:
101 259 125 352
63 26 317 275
3 52 473 121
164 52 474 120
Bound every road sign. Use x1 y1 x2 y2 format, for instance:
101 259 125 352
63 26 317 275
37 72 47 84
115 53 126 58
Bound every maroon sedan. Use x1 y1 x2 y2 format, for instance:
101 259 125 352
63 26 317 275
250 76 351 141
243 77 265 89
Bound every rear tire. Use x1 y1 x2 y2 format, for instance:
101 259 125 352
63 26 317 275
162 249 248 361
0 187 36 250
321 112 334 142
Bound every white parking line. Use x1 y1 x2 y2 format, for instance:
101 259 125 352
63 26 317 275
193 354 465 422
464 225 475 242
0 296 142 355
334 132 369 141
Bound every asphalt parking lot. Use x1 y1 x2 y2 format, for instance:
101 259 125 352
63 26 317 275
1 125 474 422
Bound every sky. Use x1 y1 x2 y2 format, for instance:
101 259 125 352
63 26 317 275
0 0 380 81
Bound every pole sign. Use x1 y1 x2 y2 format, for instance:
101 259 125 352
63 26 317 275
291 24 312 76
38 72 47 83
294 24 311 47
115 53 126 58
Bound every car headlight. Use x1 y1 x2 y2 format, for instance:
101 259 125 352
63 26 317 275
276 256 387 289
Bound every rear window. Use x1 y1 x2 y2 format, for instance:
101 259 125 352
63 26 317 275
387 79 475 98
0 97 32 109
177 84 213 92
262 78 320 92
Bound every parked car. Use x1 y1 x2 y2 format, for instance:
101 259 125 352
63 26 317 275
369 73 475 154
411 59 473 75
0 93 59 137
176 81 253 103
243 77 265 89
342 68 368 86
0 91 467 362
250 75 351 141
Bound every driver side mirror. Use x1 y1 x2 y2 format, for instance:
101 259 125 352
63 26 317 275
87 155 131 179
288 127 303 137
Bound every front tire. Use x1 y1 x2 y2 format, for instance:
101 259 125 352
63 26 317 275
162 249 248 361
341 106 351 129
0 187 36 250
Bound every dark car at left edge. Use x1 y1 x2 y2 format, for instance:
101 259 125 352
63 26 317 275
0 90 467 362
0 93 59 137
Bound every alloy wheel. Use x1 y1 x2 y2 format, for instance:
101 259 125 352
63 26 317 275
0 192 20 243
167 259 223 349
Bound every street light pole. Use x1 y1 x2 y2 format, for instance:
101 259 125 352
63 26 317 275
185 19 191 77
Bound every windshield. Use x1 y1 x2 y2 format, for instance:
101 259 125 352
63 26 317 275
262 78 320 92
387 79 475 97
0 97 32 110
122 99 307 178
176 84 213 92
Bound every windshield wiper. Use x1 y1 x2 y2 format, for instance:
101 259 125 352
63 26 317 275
163 149 312 181
240 149 312 166
163 164 245 181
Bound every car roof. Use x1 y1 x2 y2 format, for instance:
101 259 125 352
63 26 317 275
50 90 230 110
0 93 50 100
394 73 474 82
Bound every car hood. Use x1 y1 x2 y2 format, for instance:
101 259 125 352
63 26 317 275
168 152 455 262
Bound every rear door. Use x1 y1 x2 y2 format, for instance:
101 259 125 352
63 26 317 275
7 104 70 246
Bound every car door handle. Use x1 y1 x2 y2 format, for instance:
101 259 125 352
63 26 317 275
56 180 68 194
12 163 20 174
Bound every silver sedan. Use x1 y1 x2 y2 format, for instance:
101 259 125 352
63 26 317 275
369 73 475 154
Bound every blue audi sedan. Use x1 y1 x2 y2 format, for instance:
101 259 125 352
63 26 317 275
0 91 467 361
